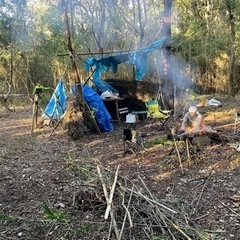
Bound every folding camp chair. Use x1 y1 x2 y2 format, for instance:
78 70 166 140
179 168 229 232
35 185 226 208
145 99 172 130
119 107 129 121
123 128 145 154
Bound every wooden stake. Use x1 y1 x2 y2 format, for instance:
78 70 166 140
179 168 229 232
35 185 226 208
173 137 184 174
186 138 191 165
84 101 101 135
30 95 39 135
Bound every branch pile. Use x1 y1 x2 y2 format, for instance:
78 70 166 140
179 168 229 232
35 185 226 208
73 164 212 240
63 98 89 140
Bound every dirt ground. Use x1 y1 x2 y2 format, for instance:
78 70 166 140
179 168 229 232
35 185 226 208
0 95 239 240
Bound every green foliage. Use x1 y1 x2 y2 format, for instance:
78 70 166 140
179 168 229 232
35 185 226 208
8 97 31 107
195 229 213 240
41 202 67 221
146 136 171 147
0 212 25 223
151 235 169 240
29 56 54 88
64 152 94 180
77 222 93 234
0 213 12 221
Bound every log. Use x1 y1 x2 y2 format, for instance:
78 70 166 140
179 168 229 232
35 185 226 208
2 94 29 98
214 122 240 129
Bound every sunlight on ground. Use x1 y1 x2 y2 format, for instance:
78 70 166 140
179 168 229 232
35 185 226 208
205 109 236 122
207 157 240 173
230 158 240 169
2 117 32 137
154 171 176 181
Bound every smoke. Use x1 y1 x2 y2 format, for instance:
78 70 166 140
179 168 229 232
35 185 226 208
170 55 195 91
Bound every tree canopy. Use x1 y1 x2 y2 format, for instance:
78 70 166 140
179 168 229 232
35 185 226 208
0 0 239 96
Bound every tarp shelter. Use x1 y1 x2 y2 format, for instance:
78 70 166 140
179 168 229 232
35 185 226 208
43 79 112 132
71 84 113 132
83 85 113 132
90 78 119 94
42 79 67 120
84 37 169 92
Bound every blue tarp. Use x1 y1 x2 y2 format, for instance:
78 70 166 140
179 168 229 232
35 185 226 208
91 78 119 94
43 80 112 132
83 85 113 132
84 37 169 84
43 79 67 119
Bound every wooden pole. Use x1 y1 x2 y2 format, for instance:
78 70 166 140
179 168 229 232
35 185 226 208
173 137 184 174
186 138 191 165
84 102 101 135
57 43 169 57
30 102 36 135
61 0 82 100
30 94 39 135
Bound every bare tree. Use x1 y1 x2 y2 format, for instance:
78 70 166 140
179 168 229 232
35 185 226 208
225 0 236 97
161 0 174 109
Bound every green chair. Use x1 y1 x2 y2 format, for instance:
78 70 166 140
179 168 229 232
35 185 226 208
145 99 172 130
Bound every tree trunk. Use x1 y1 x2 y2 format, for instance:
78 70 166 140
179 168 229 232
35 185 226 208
226 0 236 97
161 0 173 109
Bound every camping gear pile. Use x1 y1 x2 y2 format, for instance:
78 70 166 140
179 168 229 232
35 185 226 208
38 79 114 139
197 97 222 107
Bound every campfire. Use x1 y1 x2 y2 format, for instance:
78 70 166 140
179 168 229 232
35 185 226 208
166 126 226 174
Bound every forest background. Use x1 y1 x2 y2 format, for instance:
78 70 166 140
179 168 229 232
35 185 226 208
1 1 240 239
0 0 240 99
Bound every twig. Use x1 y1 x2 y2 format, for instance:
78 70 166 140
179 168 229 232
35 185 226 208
122 185 177 214
160 212 193 240
186 139 191 164
96 165 120 240
132 206 152 239
193 212 210 221
139 176 154 199
105 165 120 220
107 218 113 240
151 208 169 238
189 175 215 182
139 176 176 237
139 177 175 237
49 112 67 136
119 186 134 239
156 208 177 240
45 222 55 239
219 200 240 217
192 170 212 215
173 137 184 174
